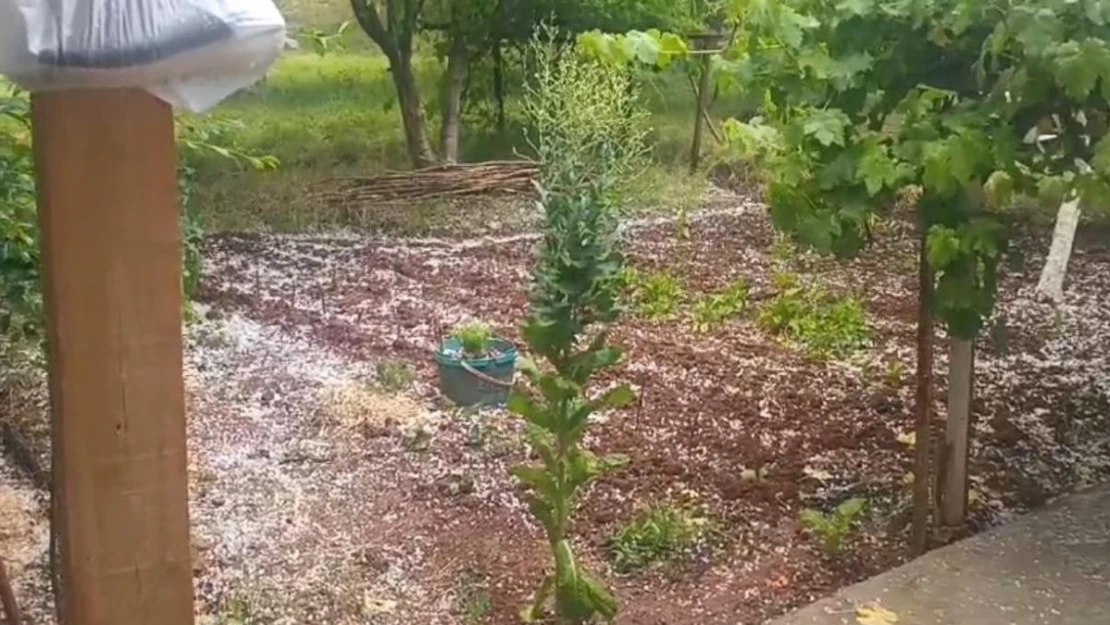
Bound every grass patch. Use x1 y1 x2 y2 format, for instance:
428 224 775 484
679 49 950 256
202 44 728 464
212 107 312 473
375 360 417 392
183 37 715 234
610 504 716 573
691 279 749 333
757 274 869 359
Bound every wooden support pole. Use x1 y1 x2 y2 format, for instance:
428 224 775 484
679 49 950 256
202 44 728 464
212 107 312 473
689 52 714 174
911 230 935 555
33 89 195 625
938 338 975 527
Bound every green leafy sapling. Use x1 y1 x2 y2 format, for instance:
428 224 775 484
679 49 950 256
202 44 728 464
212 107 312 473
799 497 867 556
509 27 648 624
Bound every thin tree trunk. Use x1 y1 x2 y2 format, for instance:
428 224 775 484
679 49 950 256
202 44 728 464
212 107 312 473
439 33 468 164
390 49 438 168
938 338 974 527
1036 196 1081 302
492 39 506 137
911 229 935 555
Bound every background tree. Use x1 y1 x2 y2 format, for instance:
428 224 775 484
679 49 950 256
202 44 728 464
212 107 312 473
349 0 438 167
349 0 695 168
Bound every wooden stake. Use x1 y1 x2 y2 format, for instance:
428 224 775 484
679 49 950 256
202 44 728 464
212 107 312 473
689 53 714 174
938 338 975 527
911 229 935 555
33 89 195 625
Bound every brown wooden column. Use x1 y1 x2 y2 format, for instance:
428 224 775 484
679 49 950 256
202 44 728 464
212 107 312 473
33 89 195 625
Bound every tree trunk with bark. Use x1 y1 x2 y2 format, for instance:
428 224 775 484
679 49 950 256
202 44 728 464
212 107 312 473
911 228 935 555
439 33 469 164
390 49 439 168
1036 196 1081 303
492 39 506 137
350 0 439 169
937 338 975 527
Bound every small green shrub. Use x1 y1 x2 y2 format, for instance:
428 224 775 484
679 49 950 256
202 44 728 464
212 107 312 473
691 280 749 333
376 360 416 392
757 281 868 359
452 323 493 357
610 505 715 573
625 270 686 320
799 497 867 556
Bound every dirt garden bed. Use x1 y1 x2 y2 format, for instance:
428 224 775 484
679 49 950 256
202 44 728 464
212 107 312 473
3 192 1109 625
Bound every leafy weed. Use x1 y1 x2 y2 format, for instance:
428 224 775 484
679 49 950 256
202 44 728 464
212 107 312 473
610 505 716 573
799 497 867 556
691 280 749 333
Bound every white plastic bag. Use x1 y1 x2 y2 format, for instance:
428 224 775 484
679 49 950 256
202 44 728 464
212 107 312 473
0 0 286 111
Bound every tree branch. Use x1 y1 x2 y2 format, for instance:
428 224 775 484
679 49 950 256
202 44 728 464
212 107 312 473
350 0 393 52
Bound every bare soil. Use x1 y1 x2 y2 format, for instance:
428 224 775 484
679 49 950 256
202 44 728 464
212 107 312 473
2 194 1109 625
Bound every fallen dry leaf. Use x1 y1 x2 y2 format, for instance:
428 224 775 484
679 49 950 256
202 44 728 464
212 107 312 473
856 602 899 625
363 595 398 615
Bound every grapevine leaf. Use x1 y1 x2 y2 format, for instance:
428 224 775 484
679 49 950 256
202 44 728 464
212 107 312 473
857 142 903 195
619 30 661 67
983 171 1014 210
836 0 874 17
1093 135 1110 174
926 227 960 270
658 32 690 66
1052 39 1110 100
803 109 852 147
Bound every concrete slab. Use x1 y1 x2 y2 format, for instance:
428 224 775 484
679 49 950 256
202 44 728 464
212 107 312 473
768 485 1110 625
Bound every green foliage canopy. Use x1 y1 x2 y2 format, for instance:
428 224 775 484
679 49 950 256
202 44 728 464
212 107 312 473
721 0 1110 337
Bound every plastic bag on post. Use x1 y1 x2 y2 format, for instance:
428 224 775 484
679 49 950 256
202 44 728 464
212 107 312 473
0 0 285 112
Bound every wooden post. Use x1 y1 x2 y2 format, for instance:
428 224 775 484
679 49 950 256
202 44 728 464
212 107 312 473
689 51 714 174
33 89 195 625
911 229 935 554
938 338 974 527
1036 196 1081 302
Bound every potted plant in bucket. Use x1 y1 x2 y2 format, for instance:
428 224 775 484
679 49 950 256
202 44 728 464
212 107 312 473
435 322 517 406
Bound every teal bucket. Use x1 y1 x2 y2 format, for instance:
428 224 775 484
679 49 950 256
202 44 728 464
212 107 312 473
435 337 518 407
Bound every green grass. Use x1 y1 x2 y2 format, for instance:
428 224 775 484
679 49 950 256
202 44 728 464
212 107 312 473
183 31 719 234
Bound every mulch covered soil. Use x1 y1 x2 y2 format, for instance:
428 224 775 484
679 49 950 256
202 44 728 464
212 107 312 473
3 195 1109 625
